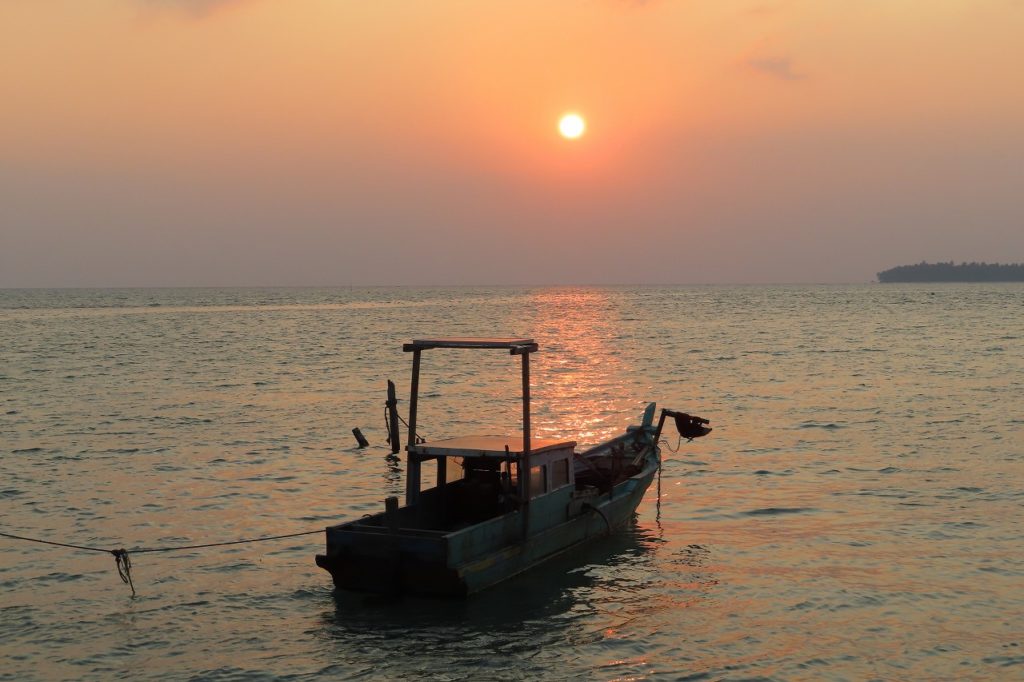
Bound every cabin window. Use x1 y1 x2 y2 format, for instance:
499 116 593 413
503 460 518 486
529 464 547 498
444 456 465 483
551 458 570 489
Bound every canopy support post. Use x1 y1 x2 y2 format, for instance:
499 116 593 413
406 349 422 506
520 349 531 539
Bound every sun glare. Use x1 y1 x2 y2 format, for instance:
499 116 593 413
558 113 586 140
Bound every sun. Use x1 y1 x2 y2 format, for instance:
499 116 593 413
558 113 586 140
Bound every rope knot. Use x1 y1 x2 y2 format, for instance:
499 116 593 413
111 548 135 596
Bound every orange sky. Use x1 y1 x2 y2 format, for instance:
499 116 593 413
1 0 1022 285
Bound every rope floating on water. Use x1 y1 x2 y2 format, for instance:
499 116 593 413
0 528 322 596
127 529 323 553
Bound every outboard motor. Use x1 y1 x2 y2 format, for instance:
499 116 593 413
653 408 712 446
673 412 712 440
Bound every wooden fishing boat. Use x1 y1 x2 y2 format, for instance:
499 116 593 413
315 338 710 597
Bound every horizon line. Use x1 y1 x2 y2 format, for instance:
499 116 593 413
0 281 886 290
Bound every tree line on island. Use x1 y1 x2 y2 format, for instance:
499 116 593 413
877 261 1024 282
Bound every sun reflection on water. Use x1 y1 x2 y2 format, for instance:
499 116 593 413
527 288 638 447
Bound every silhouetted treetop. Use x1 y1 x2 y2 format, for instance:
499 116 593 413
877 261 1024 282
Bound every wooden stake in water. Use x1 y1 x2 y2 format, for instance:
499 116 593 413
386 380 401 455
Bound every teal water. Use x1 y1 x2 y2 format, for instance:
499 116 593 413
1 285 1022 680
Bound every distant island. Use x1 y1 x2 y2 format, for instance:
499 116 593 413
877 261 1024 282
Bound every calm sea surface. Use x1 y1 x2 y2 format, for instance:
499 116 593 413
1 285 1021 680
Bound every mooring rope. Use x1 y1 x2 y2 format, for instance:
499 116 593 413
127 529 322 553
659 436 684 453
581 503 612 534
0 528 322 596
112 548 135 595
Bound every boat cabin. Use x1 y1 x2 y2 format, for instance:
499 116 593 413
406 435 575 528
398 338 579 534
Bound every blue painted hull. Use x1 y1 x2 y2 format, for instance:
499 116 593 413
316 455 658 597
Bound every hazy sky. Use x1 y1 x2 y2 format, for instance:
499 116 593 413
1 0 1022 286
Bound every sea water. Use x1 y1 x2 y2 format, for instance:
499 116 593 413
1 285 1021 680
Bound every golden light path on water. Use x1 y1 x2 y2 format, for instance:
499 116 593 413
0 285 1022 680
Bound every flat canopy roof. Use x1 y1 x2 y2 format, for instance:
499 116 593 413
404 337 537 352
409 435 576 458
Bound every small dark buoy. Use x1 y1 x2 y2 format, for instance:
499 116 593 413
352 427 369 448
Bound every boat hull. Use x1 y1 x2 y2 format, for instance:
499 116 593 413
316 462 657 597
